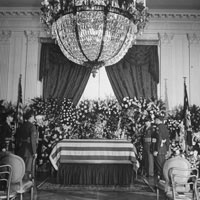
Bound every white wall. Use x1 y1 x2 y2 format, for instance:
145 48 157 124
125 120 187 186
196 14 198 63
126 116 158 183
0 8 199 109
139 10 200 109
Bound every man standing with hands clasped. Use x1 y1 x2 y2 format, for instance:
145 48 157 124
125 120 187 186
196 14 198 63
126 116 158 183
16 109 38 180
153 115 170 178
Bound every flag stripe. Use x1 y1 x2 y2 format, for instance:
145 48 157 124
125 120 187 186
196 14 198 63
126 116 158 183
49 139 138 171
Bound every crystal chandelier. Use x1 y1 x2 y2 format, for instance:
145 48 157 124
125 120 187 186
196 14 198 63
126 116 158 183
40 0 149 76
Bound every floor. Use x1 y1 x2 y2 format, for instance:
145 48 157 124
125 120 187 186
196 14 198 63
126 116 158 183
33 189 158 200
18 174 161 200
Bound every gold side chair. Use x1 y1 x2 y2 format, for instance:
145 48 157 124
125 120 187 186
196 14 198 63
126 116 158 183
156 156 192 200
0 164 17 200
166 167 199 200
0 152 37 200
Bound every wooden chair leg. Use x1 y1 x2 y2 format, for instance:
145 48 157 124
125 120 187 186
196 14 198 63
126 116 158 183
156 188 159 200
20 193 23 200
31 186 34 200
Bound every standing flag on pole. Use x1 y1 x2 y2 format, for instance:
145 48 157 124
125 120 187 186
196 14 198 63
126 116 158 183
164 79 169 111
183 79 191 129
16 74 23 125
183 78 192 146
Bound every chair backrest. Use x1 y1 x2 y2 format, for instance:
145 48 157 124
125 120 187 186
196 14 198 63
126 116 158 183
170 167 199 199
0 152 25 183
163 156 191 183
0 164 12 199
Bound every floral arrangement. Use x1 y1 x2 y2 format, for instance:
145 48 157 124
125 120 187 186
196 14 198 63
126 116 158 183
190 105 200 132
1 97 200 167
27 96 167 165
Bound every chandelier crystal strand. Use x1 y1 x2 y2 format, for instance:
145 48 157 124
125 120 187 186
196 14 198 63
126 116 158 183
40 0 149 77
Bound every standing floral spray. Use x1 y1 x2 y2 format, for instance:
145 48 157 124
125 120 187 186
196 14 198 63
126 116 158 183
103 98 121 139
190 105 200 132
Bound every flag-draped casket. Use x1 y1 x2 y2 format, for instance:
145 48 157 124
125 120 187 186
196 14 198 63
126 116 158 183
49 139 139 185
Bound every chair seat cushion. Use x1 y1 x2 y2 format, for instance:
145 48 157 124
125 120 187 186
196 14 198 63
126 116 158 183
0 190 16 199
11 180 33 193
166 191 193 200
157 180 171 193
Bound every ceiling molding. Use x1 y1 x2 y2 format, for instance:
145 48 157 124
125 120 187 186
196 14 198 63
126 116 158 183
0 7 200 21
149 9 200 21
0 8 40 17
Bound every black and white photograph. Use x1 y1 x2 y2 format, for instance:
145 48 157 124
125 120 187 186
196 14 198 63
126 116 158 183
0 0 200 199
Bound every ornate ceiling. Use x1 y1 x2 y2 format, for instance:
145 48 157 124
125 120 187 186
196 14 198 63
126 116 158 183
0 0 200 10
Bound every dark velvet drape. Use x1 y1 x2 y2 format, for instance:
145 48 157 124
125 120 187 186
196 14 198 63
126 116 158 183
57 163 134 186
39 43 92 105
106 45 159 103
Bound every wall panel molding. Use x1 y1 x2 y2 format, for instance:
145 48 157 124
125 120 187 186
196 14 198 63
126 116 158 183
24 30 40 101
0 30 12 99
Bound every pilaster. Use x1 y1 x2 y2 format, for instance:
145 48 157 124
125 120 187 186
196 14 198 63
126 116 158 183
0 30 11 99
187 33 200 106
24 30 40 101
158 33 174 108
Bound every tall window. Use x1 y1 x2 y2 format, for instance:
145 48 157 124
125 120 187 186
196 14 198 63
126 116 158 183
80 67 115 101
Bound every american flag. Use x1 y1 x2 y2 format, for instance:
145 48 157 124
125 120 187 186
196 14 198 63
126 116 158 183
183 79 192 146
16 74 23 125
183 80 191 129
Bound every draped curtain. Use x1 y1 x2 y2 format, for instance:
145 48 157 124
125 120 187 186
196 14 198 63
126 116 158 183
39 43 92 105
39 43 159 104
106 45 159 103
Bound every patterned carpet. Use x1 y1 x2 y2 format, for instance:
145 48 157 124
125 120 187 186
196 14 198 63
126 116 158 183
37 178 153 193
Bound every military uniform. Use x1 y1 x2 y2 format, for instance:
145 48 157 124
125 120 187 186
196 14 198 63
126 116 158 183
143 125 154 176
16 121 38 175
154 123 170 177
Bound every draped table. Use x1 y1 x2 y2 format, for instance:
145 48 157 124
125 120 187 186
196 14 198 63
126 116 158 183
49 139 139 186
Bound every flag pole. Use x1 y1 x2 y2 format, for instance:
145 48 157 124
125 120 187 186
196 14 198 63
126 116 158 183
164 78 169 113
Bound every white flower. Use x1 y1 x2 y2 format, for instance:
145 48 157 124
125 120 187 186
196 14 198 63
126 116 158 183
41 0 49 6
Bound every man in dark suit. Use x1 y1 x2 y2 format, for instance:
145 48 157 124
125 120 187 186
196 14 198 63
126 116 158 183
16 109 38 179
